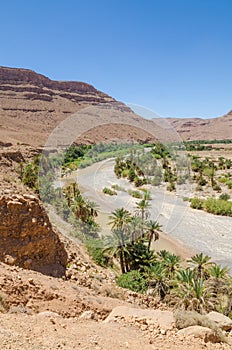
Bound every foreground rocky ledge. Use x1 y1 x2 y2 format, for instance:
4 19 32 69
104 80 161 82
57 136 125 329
0 194 67 276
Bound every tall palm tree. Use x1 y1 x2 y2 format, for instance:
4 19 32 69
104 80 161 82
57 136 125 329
146 220 161 251
135 198 151 236
129 216 144 244
103 229 130 274
108 208 132 273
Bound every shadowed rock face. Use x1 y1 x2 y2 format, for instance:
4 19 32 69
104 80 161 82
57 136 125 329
0 194 67 276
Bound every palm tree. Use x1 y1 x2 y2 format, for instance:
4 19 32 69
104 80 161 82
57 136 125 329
108 208 132 273
103 229 130 274
207 264 230 297
109 208 132 231
135 198 151 236
188 253 212 279
129 216 144 244
163 253 181 278
145 263 169 300
173 274 214 313
146 220 161 251
85 200 99 218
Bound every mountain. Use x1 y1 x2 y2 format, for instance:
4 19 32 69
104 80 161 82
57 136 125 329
154 111 232 141
0 66 159 146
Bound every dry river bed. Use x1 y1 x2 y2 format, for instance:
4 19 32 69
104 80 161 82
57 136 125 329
61 159 232 269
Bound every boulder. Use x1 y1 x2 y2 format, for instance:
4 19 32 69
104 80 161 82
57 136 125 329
177 325 220 343
206 311 232 331
104 306 174 330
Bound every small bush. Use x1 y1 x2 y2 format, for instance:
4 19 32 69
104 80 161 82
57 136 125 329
85 239 111 267
102 187 117 196
111 184 126 192
128 190 143 198
167 182 176 192
219 193 230 201
190 197 204 210
213 184 222 192
226 180 232 189
116 270 148 294
134 177 144 187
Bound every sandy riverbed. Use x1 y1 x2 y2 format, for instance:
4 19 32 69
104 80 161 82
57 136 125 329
74 159 232 268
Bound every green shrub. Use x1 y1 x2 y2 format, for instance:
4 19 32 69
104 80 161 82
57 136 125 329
219 193 230 201
167 182 176 192
116 270 148 293
134 177 144 187
102 187 117 196
226 180 232 189
128 190 143 198
111 184 126 192
190 197 204 210
85 239 111 267
203 198 232 216
212 184 222 192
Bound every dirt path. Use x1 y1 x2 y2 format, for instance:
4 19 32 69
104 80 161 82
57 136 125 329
76 159 232 268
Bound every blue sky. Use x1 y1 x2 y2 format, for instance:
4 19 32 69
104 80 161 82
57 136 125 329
1 0 232 118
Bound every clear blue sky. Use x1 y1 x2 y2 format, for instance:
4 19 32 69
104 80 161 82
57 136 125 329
1 0 232 118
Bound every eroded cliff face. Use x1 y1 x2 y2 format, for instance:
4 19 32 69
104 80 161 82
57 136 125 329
0 194 67 276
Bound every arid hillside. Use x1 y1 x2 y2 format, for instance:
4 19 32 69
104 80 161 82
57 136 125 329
156 110 232 141
0 66 159 146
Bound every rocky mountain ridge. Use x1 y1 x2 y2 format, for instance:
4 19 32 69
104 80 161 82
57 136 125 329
156 110 232 141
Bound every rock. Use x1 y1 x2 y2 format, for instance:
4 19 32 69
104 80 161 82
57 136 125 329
177 326 221 343
104 306 174 330
79 310 95 320
0 195 67 276
206 311 232 331
38 311 62 318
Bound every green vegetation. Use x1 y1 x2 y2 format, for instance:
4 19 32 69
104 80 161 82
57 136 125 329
128 189 143 198
116 270 148 293
102 187 117 196
191 196 232 216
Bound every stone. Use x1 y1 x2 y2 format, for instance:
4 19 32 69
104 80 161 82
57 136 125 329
177 326 221 343
79 310 95 320
206 311 232 331
38 311 62 318
104 306 175 330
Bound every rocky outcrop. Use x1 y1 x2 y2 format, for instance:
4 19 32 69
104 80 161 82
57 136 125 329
0 194 67 276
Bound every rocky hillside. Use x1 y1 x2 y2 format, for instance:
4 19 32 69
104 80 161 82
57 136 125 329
155 110 232 141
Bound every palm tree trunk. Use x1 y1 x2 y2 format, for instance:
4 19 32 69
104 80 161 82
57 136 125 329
148 233 153 251
119 250 125 274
